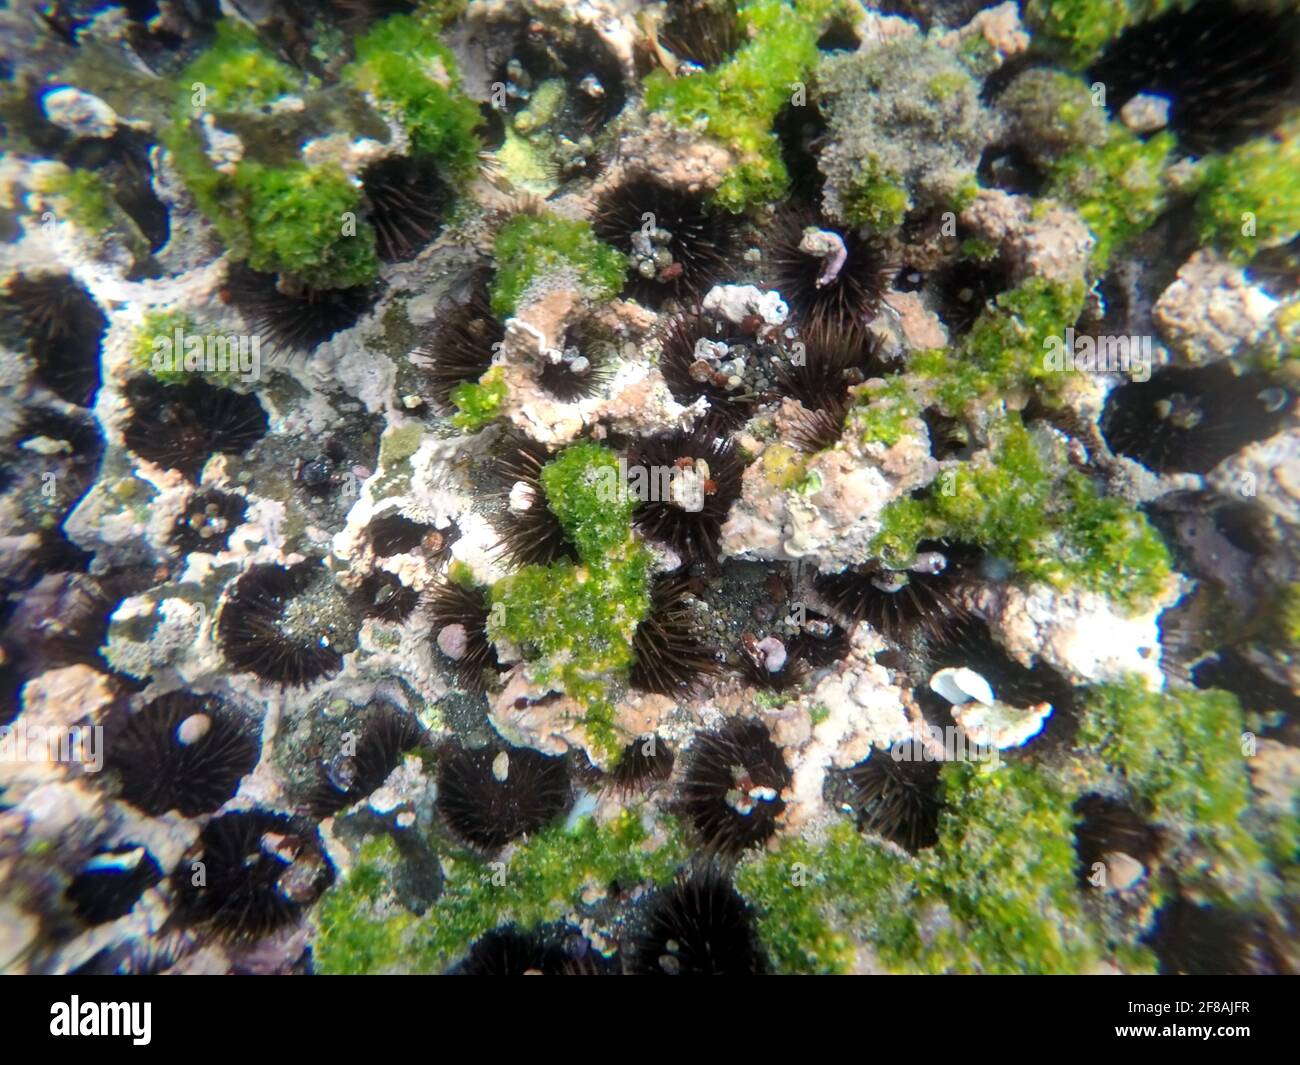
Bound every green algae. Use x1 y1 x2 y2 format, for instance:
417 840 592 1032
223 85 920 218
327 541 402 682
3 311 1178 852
490 215 627 317
872 416 1172 612
450 366 507 431
539 442 636 560
1023 0 1177 67
643 0 846 212
1079 679 1265 894
738 763 1102 974
485 442 652 754
316 812 690 974
343 12 481 177
1196 125 1300 263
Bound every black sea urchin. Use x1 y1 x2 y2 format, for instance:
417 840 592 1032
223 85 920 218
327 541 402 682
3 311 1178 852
415 274 504 408
436 743 571 851
172 809 334 942
66 845 164 926
358 570 420 623
623 866 767 975
427 578 504 691
845 744 942 854
631 421 743 567
491 434 575 569
593 177 735 308
1088 1 1299 155
110 691 260 817
308 704 426 818
452 925 571 975
658 310 756 428
217 562 349 687
360 154 451 263
1147 894 1281 975
169 488 247 555
365 511 438 557
1101 364 1292 475
763 205 892 336
537 318 616 401
678 717 791 856
607 734 676 794
814 545 970 644
735 632 809 693
659 0 744 70
1072 793 1162 890
224 265 376 352
630 575 718 696
5 273 107 406
123 376 268 481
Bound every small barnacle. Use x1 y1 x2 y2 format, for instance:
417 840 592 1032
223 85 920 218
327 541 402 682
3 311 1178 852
629 575 718 696
65 846 164 926
536 318 615 402
592 176 735 308
171 809 334 942
1147 894 1281 975
358 570 420 623
630 421 743 567
217 561 350 687
436 742 571 852
657 310 755 428
678 717 791 856
307 703 425 818
658 0 744 71
606 735 676 794
1088 1 1299 155
414 272 504 409
109 691 260 817
843 743 942 854
4 272 106 406
1072 793 1162 889
427 578 504 691
622 866 767 974
491 434 575 569
762 204 893 336
736 632 809 693
814 544 970 644
170 489 247 555
224 265 376 352
359 154 451 263
123 376 268 481
1101 364 1291 475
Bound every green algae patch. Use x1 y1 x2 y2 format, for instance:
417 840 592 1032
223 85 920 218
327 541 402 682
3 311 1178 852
316 813 689 974
1049 127 1175 268
177 20 302 113
1079 679 1264 892
450 366 507 431
872 416 1172 612
925 761 1100 974
1023 1 1174 68
129 309 250 388
739 764 1103 974
343 12 481 177
1196 126 1300 263
37 165 116 232
847 376 919 448
908 279 1087 414
490 215 627 317
488 547 651 713
736 820 920 974
165 27 377 289
540 442 636 560
643 0 845 211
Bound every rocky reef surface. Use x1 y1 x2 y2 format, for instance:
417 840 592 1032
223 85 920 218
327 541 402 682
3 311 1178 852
0 0 1297 975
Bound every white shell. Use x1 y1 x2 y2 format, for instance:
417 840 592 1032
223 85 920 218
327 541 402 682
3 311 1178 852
928 666 995 706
